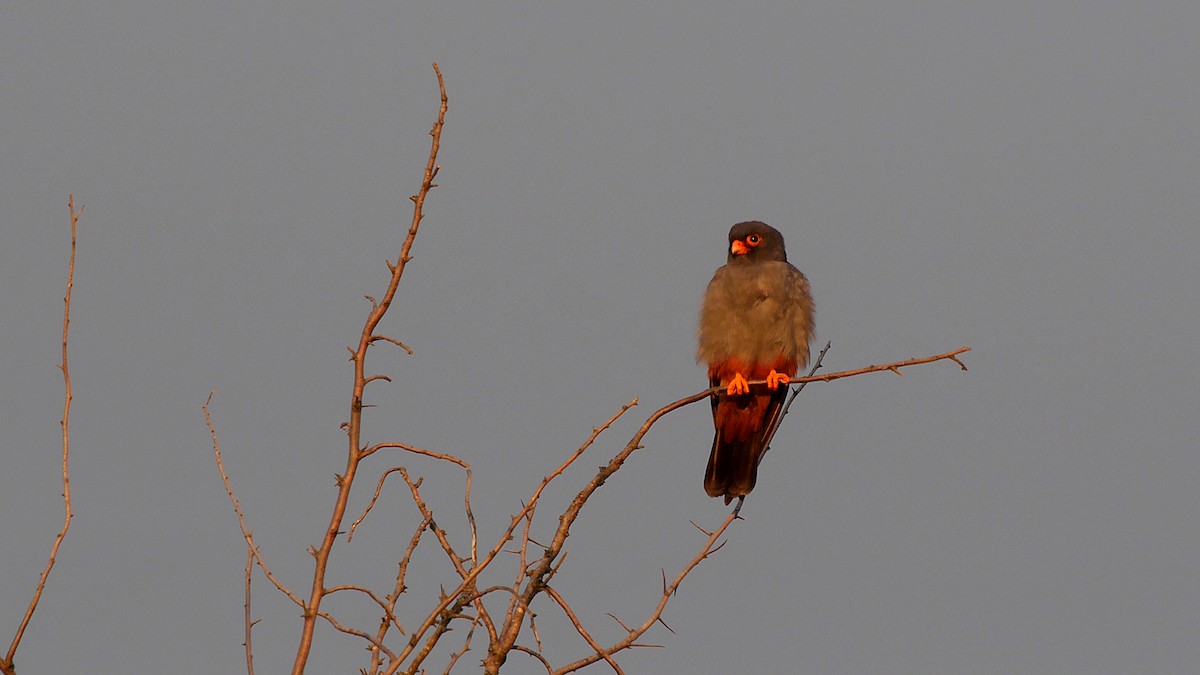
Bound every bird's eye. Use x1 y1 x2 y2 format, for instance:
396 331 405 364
746 234 761 246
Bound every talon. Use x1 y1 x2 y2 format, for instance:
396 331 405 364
726 373 750 396
766 370 790 390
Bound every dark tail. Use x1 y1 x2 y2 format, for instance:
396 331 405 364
705 385 788 504
704 435 764 504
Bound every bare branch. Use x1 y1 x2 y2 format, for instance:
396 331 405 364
360 441 470 466
369 334 415 355
349 467 407 541
317 610 397 661
544 586 624 674
511 645 554 674
486 392 710 670
205 392 304 608
368 515 432 675
554 510 741 674
291 63 448 675
3 195 82 675
397 468 498 651
326 584 397 622
719 346 971 394
245 549 257 675
385 399 638 674
441 621 477 674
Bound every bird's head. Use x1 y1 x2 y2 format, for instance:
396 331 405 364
727 221 788 264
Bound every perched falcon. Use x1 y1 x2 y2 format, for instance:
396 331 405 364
697 221 814 504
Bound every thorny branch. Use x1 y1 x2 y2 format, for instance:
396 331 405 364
551 510 740 674
480 345 969 672
2 195 82 675
290 62 448 675
372 343 969 673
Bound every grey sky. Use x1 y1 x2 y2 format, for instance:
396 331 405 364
3 2 1199 673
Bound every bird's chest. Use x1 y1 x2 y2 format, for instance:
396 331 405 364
724 272 784 318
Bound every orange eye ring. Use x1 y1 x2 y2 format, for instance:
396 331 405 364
746 234 762 246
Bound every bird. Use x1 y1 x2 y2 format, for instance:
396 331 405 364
697 221 814 504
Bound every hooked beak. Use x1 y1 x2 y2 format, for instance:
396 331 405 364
730 239 749 256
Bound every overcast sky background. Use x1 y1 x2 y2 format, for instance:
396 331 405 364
3 2 1199 673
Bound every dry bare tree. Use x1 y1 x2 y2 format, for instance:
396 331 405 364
1 68 970 675
200 64 970 674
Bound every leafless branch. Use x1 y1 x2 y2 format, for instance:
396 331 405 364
725 345 971 394
290 62 448 675
398 468 498 648
441 621 477 674
369 334 415 355
553 510 741 674
3 195 82 675
377 399 638 673
544 587 624 674
317 609 397 661
244 549 257 675
350 467 402 540
360 442 470 466
511 644 554 674
205 392 305 608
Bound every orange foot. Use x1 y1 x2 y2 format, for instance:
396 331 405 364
766 370 791 390
726 373 750 396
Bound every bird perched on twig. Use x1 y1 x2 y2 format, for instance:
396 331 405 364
697 221 814 504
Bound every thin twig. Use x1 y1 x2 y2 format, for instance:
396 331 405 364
511 645 554 674
397 467 498 657
325 584 398 622
205 392 304 607
382 399 639 675
3 195 82 675
244 549 256 675
757 341 833 474
544 586 624 675
486 392 714 672
718 346 971 394
368 517 431 675
360 441 470 465
369 334 415 355
442 621 477 674
554 510 740 674
349 467 407 540
317 610 397 661
779 340 833 418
